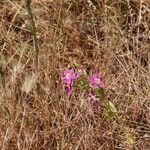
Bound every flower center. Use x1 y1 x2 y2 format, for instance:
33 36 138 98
66 73 71 79
95 78 100 84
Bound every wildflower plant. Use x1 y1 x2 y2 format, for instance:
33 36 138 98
62 66 118 115
62 66 106 112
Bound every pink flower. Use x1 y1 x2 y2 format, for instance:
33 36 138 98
65 85 73 95
62 67 77 95
86 93 99 112
63 67 76 85
89 72 104 88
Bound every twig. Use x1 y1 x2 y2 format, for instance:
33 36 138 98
0 60 7 96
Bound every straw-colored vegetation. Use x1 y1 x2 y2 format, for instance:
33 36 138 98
0 0 150 149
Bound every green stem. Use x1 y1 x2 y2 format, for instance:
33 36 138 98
25 0 39 69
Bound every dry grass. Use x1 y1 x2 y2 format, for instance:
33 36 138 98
0 0 150 149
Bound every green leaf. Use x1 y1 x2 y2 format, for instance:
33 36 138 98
109 101 117 113
96 88 105 101
74 76 88 91
78 75 89 90
108 101 118 117
127 134 134 145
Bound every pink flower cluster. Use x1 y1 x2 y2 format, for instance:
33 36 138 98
62 67 105 112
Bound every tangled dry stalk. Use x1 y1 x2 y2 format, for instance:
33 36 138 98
0 0 150 149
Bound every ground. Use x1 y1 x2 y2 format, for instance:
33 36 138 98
0 0 150 150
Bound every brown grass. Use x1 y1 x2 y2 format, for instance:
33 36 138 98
0 0 150 149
